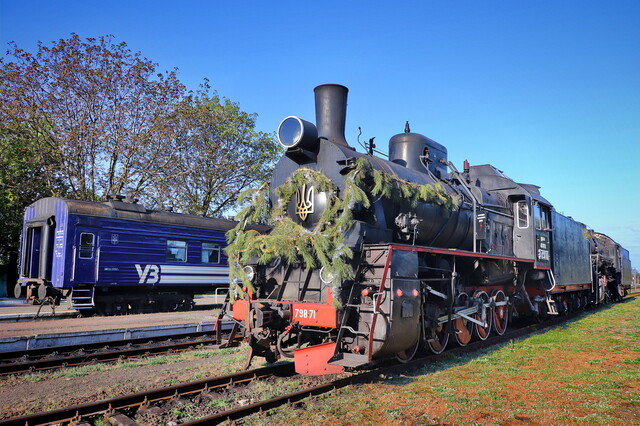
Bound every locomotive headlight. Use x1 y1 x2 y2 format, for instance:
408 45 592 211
243 265 256 282
319 266 336 284
278 116 318 150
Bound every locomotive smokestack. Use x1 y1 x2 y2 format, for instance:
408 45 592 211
314 84 349 147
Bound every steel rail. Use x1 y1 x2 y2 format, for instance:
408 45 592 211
0 334 242 376
0 363 296 426
0 330 214 360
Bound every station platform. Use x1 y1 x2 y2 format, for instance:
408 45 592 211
0 296 224 341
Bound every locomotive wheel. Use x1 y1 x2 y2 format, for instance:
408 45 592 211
454 317 473 346
425 323 449 354
536 300 549 321
395 336 420 363
473 290 492 341
491 289 508 335
454 292 472 346
276 331 298 359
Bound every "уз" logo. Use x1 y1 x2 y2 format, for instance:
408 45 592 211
135 264 159 284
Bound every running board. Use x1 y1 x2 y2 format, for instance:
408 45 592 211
328 352 370 368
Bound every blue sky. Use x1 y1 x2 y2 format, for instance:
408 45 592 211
2 1 639 269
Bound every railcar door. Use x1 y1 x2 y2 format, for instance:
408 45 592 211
72 229 98 284
21 225 42 279
533 202 552 269
20 218 56 282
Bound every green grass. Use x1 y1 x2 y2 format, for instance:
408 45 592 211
243 298 640 425
52 364 109 378
207 398 231 408
93 417 110 426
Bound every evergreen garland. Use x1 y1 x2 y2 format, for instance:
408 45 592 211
225 156 458 304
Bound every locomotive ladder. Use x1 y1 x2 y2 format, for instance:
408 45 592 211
329 247 387 367
545 270 559 314
212 293 244 348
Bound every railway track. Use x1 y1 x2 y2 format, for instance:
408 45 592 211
0 362 297 426
0 320 240 376
0 306 594 425
0 333 238 376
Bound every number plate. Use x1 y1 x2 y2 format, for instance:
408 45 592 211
291 302 336 327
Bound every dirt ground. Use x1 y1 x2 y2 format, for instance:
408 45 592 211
0 346 250 419
1 297 638 424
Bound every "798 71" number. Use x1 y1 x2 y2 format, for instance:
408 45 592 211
294 308 317 320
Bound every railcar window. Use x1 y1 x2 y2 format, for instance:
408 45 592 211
202 242 221 264
167 240 187 262
516 201 529 229
79 233 95 259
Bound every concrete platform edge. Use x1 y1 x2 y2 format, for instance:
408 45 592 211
0 321 217 353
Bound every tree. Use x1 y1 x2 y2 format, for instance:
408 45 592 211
0 33 280 266
0 128 63 264
0 33 188 202
152 86 281 217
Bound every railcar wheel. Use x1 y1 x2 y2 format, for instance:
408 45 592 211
178 295 194 311
112 299 128 315
491 290 508 335
473 290 492 341
425 323 449 354
165 296 180 312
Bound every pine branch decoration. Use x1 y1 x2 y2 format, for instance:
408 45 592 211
225 157 458 304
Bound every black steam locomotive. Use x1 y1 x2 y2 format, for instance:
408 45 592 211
226 85 632 375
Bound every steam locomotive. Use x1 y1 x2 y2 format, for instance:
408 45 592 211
226 84 632 375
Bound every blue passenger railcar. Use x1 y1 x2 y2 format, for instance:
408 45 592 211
15 197 240 315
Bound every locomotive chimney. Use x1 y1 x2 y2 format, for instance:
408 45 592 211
314 84 350 147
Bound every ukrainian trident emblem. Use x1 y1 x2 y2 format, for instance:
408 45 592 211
295 183 315 221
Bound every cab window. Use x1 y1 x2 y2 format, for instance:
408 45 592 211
534 203 550 230
516 201 529 229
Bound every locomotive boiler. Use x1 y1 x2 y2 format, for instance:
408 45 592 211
225 84 631 375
